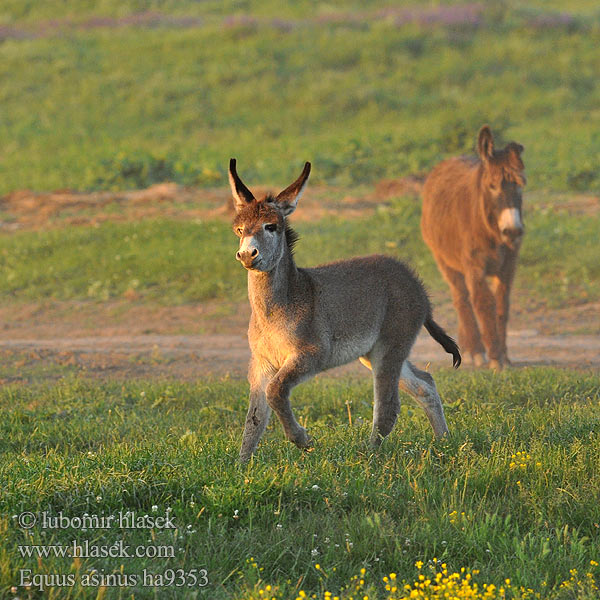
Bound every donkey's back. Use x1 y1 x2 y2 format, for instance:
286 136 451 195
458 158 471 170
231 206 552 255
307 254 429 322
303 254 431 368
421 157 481 254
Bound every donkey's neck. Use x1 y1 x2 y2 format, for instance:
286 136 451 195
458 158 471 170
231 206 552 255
247 248 302 317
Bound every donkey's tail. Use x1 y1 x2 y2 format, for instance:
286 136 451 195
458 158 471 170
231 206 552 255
424 317 461 368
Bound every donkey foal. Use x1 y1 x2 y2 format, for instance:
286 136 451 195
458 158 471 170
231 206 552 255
230 159 461 462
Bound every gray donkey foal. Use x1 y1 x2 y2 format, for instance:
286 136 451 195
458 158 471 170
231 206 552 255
230 159 460 461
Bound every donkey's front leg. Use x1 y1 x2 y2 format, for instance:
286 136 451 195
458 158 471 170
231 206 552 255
240 363 272 462
465 269 502 369
490 255 517 367
266 356 315 449
490 274 511 366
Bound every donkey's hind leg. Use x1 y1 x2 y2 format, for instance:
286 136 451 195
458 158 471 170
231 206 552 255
399 361 449 438
369 350 405 447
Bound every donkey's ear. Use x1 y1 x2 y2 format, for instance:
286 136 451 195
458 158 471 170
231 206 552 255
229 158 255 213
477 125 494 161
509 142 524 156
274 162 311 216
507 142 525 174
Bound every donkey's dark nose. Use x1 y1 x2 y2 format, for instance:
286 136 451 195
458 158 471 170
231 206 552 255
236 247 259 267
501 226 523 241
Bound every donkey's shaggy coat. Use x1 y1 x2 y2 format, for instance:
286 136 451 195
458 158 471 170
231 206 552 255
421 125 525 369
230 159 460 461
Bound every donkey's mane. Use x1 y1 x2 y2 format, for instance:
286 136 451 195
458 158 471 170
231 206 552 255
284 223 299 256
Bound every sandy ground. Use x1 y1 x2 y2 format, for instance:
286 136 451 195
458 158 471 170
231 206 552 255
0 299 598 384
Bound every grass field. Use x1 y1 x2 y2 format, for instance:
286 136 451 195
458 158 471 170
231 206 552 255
2 369 600 599
2 1 600 599
0 197 598 308
1 2 600 194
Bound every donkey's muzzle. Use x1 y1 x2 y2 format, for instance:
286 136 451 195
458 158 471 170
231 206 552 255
236 247 259 268
500 226 524 250
501 227 523 242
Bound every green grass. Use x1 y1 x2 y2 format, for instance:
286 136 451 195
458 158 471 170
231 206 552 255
1 368 599 598
1 199 598 307
1 4 599 597
1 0 433 23
5 0 598 25
1 3 600 194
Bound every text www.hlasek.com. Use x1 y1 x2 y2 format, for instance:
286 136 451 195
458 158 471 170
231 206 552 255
15 510 209 591
19 539 173 559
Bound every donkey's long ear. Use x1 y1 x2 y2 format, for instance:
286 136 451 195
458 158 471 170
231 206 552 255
477 125 494 161
508 142 524 156
274 162 311 216
229 158 255 213
507 142 526 182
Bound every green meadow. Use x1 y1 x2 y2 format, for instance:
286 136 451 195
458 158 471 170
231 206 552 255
0 197 598 307
2 1 600 599
2 370 600 599
1 2 600 194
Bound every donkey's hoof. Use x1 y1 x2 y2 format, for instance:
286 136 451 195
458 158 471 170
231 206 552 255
369 431 386 448
433 427 450 440
369 437 381 449
488 358 503 371
472 353 486 368
292 428 313 449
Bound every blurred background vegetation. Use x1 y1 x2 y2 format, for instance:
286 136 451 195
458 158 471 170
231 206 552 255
1 7 599 597
1 0 599 194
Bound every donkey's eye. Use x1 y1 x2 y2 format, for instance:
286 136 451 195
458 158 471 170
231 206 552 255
265 223 277 232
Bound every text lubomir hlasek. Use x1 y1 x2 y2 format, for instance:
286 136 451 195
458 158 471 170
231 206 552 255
39 510 176 530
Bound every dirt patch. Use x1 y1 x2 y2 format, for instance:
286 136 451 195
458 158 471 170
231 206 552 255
547 194 600 216
1 183 215 230
1 327 598 386
374 175 424 200
0 298 598 384
3 180 597 232
0 182 399 231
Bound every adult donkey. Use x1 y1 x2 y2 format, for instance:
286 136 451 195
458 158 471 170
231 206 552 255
421 125 525 370
229 159 460 461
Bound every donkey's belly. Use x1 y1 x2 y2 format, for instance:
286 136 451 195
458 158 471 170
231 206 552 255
326 330 379 369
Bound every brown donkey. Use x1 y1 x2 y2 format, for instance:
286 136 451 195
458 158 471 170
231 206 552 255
421 125 526 369
230 159 460 461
